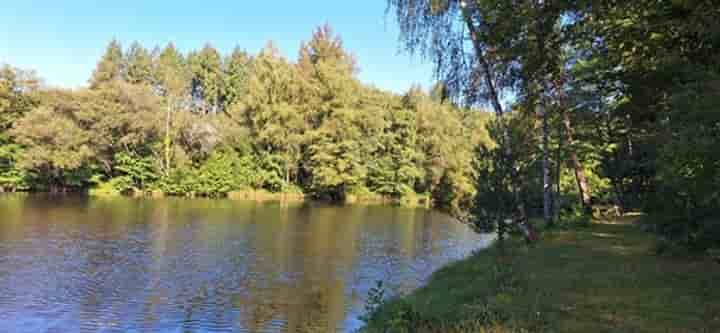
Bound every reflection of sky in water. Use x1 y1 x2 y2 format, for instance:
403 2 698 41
0 194 492 332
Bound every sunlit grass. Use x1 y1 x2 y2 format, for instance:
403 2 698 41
363 218 720 332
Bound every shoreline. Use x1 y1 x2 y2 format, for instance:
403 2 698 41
361 217 720 332
0 189 434 208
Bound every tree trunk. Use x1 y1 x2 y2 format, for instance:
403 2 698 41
562 111 592 213
285 166 290 187
533 0 554 227
164 100 172 176
460 7 535 242
556 113 563 221
540 102 554 226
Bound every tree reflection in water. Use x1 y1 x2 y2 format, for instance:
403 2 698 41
0 194 491 332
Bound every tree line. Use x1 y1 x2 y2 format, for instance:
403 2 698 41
2 1 719 250
388 0 720 250
0 25 491 209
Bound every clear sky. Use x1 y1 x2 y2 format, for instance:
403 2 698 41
0 0 435 93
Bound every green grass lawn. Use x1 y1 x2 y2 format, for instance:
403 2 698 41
362 217 720 332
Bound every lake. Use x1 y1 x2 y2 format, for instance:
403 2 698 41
0 194 491 332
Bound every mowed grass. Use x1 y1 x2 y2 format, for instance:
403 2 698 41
363 217 720 332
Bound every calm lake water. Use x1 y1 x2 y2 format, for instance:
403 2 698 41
0 194 491 333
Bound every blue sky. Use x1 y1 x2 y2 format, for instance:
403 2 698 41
0 0 435 93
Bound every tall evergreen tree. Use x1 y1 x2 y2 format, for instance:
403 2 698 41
230 42 306 189
189 44 225 113
0 31 492 210
368 107 423 198
224 47 251 108
124 41 154 85
155 42 190 98
309 107 368 200
299 24 359 119
89 39 124 89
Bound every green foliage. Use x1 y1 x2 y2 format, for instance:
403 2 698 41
11 105 94 179
187 151 247 195
9 81 163 192
155 166 193 196
154 43 191 98
643 68 720 250
386 0 720 248
89 39 124 89
359 280 387 324
298 24 359 111
0 65 39 191
0 146 29 191
470 116 536 238
113 152 158 192
189 44 225 113
308 108 369 200
364 221 720 332
158 149 262 196
0 26 488 207
557 202 592 229
89 175 130 197
224 47 251 107
124 41 154 85
568 0 720 248
367 108 423 198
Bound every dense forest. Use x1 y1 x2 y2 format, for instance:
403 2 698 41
361 2 720 331
0 25 491 208
382 0 719 251
2 0 720 251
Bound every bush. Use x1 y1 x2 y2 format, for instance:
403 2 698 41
641 212 720 254
113 152 159 192
557 203 591 229
156 149 264 197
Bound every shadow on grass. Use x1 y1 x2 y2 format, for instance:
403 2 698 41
361 219 720 333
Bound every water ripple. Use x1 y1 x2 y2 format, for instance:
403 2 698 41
0 194 490 332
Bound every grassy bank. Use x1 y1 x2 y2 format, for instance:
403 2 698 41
362 217 720 332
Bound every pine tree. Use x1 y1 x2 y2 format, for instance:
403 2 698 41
155 42 190 98
224 47 251 108
298 24 359 114
230 42 306 189
189 44 225 113
124 41 154 85
89 39 124 89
